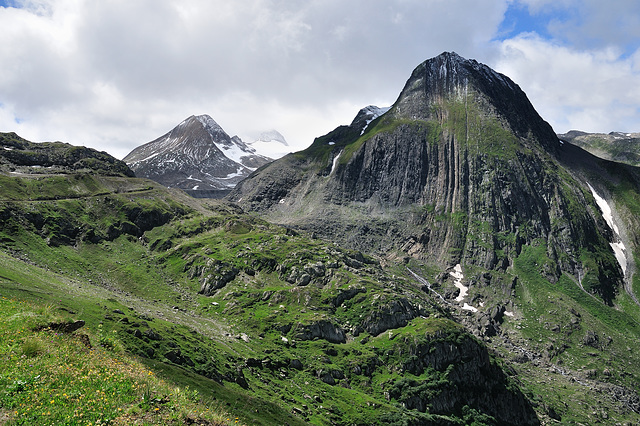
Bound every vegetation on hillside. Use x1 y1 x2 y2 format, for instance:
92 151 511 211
0 163 639 424
0 296 239 425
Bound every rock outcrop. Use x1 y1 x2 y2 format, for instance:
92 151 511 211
389 331 539 425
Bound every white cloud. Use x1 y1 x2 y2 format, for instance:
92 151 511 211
1 0 639 161
493 34 640 133
516 0 640 52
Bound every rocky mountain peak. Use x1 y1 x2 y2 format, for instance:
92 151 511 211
255 130 288 146
231 52 624 304
124 115 272 197
393 51 559 154
350 105 391 135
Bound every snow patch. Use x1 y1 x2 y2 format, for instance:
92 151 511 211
504 311 514 317
331 150 343 175
217 142 252 164
587 183 627 275
450 264 468 302
360 106 390 135
221 168 245 179
461 303 478 312
611 242 627 275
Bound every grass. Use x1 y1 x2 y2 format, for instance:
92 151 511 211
1 166 640 424
0 297 238 426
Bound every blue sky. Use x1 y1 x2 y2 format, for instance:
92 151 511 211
0 0 639 158
498 3 557 40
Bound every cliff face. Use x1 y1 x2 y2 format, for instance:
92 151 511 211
230 52 623 304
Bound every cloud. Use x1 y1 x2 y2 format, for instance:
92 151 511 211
493 34 640 133
1 0 639 160
516 0 640 53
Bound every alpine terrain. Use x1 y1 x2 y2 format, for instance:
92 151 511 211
124 114 272 198
559 130 640 167
1 52 640 425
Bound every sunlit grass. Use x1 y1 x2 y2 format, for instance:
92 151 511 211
0 296 249 425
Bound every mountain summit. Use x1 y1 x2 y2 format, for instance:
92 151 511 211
230 51 626 304
124 115 271 197
392 51 558 154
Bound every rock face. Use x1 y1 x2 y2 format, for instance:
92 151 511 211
124 115 272 197
229 52 623 304
390 331 539 425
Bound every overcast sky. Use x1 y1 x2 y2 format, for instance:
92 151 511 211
1 0 639 159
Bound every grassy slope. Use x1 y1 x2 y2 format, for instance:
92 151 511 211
1 168 640 424
0 173 472 425
0 296 234 426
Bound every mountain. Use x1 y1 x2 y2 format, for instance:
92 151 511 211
2 52 640 425
247 129 291 159
124 115 272 198
0 131 134 176
229 51 630 304
559 130 640 166
227 52 640 421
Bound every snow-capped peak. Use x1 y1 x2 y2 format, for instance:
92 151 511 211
255 130 289 146
246 130 291 159
195 114 224 133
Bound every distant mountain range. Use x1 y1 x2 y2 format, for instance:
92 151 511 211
123 115 285 198
559 130 640 166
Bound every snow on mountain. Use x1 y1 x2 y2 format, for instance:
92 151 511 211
247 130 291 159
358 106 391 135
348 105 391 135
123 115 272 197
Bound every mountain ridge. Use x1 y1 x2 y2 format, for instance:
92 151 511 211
0 131 134 177
559 130 640 166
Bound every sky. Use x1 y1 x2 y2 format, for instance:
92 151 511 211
1 0 639 160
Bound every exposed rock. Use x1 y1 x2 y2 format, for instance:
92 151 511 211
144 328 163 341
294 320 346 344
390 332 539 425
164 349 194 367
290 359 304 370
583 330 600 349
196 260 240 295
39 320 86 333
332 287 366 308
357 298 426 336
